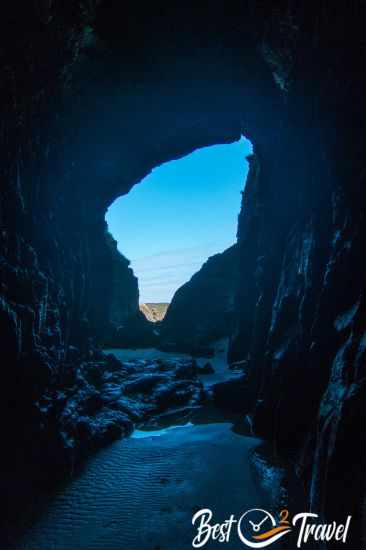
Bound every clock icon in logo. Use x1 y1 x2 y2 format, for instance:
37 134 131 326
237 508 291 548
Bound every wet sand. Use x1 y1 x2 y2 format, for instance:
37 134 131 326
16 423 270 550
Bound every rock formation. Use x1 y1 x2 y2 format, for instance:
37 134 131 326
139 303 169 322
56 353 205 463
160 245 238 352
1 2 366 546
90 226 152 346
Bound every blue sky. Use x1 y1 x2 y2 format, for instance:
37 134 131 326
106 136 252 303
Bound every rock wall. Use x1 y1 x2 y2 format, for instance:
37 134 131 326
1 2 366 546
0 1 150 473
234 141 366 543
226 7 366 544
160 245 238 352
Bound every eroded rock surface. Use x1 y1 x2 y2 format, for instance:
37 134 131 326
160 245 238 353
42 354 205 468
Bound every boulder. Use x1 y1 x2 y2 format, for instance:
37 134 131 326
76 409 133 450
197 362 215 375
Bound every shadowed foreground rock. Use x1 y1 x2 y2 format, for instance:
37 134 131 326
50 354 205 467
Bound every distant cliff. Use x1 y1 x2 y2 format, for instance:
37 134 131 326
160 245 238 352
139 303 169 322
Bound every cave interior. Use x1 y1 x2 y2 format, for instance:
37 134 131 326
1 1 366 548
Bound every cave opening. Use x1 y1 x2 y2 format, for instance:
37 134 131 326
105 136 252 326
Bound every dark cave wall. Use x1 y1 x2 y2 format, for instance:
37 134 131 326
0 1 153 477
231 8 366 541
87 222 152 348
0 1 95 461
1 1 366 544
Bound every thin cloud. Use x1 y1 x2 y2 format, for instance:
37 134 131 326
130 243 218 263
141 271 198 283
143 280 186 288
137 260 203 274
132 242 232 301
